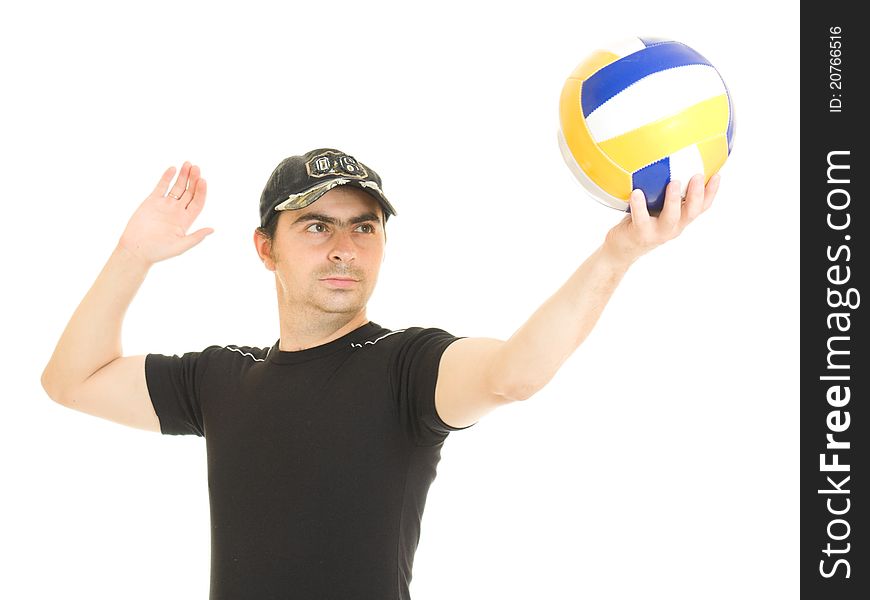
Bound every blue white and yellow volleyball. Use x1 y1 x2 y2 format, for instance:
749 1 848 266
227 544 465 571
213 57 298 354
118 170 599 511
558 37 735 212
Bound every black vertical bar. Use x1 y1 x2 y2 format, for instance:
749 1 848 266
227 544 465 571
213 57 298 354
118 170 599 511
801 6 867 598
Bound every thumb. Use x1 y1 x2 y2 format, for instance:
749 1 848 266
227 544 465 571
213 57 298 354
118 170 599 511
176 227 214 254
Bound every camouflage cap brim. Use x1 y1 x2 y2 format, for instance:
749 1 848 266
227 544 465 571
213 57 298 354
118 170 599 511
272 178 397 216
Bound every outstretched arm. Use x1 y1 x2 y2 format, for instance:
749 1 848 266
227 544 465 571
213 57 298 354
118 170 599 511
434 174 720 429
41 162 212 430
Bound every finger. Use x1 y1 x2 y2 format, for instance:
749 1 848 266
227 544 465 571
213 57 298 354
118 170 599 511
184 177 207 213
179 165 201 202
627 188 651 227
152 166 176 197
168 161 191 199
682 174 706 223
659 180 682 229
175 227 214 255
174 227 214 256
702 173 721 211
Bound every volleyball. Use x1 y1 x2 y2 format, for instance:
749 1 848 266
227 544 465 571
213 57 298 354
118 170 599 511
558 37 735 212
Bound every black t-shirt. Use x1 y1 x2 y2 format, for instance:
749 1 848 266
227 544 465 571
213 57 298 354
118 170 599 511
144 321 476 600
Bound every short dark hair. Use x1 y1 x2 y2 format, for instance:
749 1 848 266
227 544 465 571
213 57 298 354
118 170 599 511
256 219 279 243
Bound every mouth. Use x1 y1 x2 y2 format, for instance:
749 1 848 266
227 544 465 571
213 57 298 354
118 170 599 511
320 277 360 288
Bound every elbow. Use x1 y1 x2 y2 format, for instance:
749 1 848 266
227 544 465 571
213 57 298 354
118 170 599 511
498 381 543 402
489 368 547 402
487 349 550 402
40 368 66 404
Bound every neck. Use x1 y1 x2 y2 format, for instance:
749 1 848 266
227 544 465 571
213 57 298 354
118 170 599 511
277 308 370 352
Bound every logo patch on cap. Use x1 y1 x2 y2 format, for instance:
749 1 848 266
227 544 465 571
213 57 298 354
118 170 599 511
306 150 369 180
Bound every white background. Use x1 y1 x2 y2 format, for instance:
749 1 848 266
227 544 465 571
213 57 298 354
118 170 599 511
1 1 799 598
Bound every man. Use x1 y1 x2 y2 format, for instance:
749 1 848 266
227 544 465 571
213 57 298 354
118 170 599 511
41 148 719 599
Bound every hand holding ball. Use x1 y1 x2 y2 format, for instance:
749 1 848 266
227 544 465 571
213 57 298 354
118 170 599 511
558 37 735 212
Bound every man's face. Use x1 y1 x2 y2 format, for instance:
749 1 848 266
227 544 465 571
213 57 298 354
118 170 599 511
258 185 386 318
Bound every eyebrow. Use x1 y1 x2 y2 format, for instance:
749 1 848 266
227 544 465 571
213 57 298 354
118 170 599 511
291 211 382 228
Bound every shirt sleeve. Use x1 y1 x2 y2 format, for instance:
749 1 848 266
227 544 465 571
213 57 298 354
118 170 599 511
390 327 477 446
144 346 221 437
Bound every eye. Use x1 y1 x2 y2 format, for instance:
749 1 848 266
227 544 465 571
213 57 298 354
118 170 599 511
305 223 328 233
355 223 376 234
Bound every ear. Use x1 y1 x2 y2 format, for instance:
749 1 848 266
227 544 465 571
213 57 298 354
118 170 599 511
253 229 277 271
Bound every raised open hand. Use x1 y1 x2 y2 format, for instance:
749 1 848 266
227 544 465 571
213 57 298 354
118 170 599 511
602 173 720 267
118 161 214 265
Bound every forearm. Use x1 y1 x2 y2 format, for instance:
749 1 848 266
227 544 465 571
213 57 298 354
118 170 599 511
41 244 151 402
491 244 632 400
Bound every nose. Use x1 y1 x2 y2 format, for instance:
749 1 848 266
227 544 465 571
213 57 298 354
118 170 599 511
329 229 356 263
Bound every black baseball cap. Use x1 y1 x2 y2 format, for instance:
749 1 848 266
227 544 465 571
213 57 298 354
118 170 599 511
259 148 397 229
